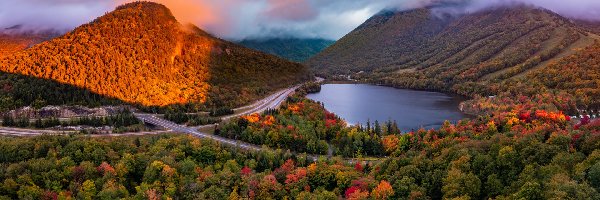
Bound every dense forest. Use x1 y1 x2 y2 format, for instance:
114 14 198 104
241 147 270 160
239 38 335 62
2 89 600 199
0 2 308 110
0 134 392 199
0 72 125 112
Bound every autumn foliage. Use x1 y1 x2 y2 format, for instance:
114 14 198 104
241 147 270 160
372 180 394 200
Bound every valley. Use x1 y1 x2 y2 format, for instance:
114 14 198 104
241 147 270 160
1 1 600 199
307 6 600 106
238 38 335 62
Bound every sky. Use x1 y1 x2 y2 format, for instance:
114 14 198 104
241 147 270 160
1 0 600 40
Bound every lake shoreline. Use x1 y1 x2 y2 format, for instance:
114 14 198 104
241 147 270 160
321 80 472 102
307 84 470 132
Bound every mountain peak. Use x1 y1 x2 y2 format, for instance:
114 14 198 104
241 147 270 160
0 2 307 107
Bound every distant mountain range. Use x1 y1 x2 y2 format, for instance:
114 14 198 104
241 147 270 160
306 5 600 97
0 2 308 110
238 38 334 62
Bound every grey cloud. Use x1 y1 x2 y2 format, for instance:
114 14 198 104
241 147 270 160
0 0 116 32
1 0 600 40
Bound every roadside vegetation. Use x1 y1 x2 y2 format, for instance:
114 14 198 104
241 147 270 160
164 111 221 126
1 110 145 133
0 134 392 200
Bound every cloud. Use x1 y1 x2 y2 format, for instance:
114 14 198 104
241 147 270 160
262 0 318 21
0 0 117 32
386 0 600 21
2 0 600 40
511 0 600 20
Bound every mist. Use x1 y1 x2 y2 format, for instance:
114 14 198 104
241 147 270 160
1 0 600 40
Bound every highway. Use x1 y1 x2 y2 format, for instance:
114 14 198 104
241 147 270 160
0 127 170 137
0 127 75 136
0 85 314 157
131 85 321 160
0 81 374 163
223 85 300 120
134 113 265 152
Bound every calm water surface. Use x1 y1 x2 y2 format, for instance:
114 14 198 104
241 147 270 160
307 84 469 131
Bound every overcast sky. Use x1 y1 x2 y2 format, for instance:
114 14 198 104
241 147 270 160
1 0 600 40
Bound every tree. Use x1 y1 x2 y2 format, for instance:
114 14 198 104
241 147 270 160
79 180 96 200
442 168 481 199
587 161 600 190
513 181 543 200
2 115 14 127
382 135 399 154
16 185 42 200
374 120 381 135
372 180 394 200
97 180 129 199
228 187 240 200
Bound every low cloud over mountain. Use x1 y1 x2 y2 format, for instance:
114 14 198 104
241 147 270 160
2 0 600 40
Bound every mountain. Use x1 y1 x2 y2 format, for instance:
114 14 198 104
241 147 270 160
0 32 54 58
306 5 598 95
0 2 308 109
238 38 335 62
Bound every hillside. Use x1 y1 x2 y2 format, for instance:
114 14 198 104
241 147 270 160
0 32 54 58
576 20 600 34
0 2 308 110
306 5 597 96
238 38 335 62
525 41 600 108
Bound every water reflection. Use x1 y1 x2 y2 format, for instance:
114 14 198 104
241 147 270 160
307 84 469 132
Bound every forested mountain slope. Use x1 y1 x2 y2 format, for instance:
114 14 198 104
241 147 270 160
238 38 335 62
306 5 598 96
525 41 600 108
0 2 308 110
0 32 54 58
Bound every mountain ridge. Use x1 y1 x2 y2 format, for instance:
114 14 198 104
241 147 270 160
238 38 335 62
0 2 308 109
306 5 598 96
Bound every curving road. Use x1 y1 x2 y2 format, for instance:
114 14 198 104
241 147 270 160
134 113 265 151
0 81 375 163
132 85 320 159
223 85 300 120
0 85 311 156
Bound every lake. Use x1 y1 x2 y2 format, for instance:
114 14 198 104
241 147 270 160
306 84 469 131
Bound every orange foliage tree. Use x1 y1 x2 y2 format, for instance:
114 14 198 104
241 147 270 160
372 180 394 200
